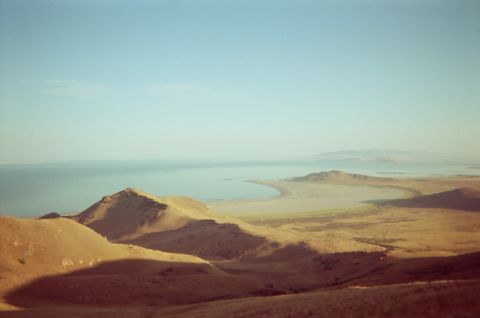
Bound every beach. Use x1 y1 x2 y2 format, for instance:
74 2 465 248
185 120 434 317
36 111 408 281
212 179 409 217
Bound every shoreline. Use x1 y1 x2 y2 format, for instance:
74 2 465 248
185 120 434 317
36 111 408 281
4 170 479 219
210 179 410 218
246 179 292 199
210 172 480 219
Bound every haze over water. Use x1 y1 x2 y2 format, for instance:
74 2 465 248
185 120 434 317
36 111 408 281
0 1 479 216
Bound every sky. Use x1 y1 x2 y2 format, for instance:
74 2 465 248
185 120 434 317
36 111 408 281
0 0 479 162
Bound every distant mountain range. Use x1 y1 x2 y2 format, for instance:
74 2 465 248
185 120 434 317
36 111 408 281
309 149 442 164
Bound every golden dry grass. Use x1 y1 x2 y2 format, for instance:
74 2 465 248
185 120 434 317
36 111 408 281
1 171 480 317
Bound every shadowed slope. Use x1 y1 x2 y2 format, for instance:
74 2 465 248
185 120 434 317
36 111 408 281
73 188 213 241
385 188 480 212
153 280 480 318
73 189 272 260
0 215 265 310
0 215 218 301
5 243 480 310
123 219 269 260
4 259 261 308
3 280 480 318
218 245 480 292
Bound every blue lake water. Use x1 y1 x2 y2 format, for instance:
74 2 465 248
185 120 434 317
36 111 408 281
0 159 477 217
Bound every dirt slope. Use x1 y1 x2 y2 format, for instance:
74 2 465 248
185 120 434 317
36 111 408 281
73 189 275 260
0 216 262 309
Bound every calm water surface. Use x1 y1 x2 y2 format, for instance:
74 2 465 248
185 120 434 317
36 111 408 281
0 160 477 217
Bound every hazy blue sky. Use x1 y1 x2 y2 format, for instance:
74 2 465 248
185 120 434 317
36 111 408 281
0 0 479 162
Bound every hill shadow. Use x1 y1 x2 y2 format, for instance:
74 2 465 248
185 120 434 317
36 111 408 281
5 247 480 310
122 219 270 261
379 188 480 212
4 258 258 309
218 243 480 292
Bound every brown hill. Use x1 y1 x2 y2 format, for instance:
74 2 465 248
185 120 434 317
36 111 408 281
0 216 267 309
385 187 480 212
73 188 273 260
5 232 480 313
73 188 213 241
0 216 225 297
2 212 480 316
291 170 393 183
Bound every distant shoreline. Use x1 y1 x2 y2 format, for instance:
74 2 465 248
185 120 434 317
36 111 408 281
245 180 291 199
